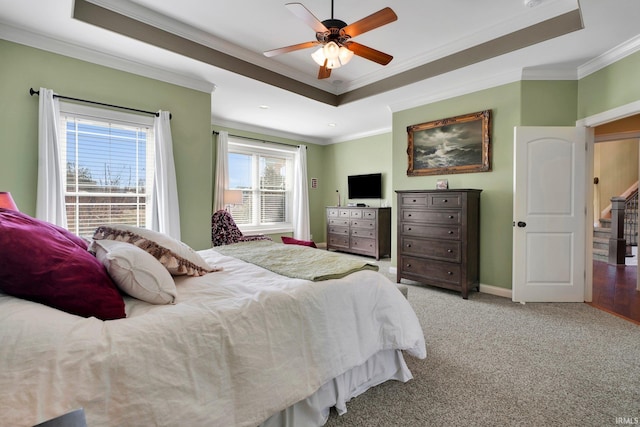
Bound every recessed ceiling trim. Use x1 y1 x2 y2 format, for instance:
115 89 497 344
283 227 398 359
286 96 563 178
338 8 584 105
74 0 582 109
73 0 338 106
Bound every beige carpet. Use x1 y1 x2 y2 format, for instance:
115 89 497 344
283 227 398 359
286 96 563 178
324 252 640 427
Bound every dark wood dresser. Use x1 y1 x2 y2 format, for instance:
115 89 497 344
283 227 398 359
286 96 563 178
326 206 391 260
396 189 481 298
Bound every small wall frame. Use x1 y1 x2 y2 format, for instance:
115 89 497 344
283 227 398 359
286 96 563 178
407 110 491 176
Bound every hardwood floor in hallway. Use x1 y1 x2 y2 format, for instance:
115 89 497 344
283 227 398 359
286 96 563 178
590 260 640 324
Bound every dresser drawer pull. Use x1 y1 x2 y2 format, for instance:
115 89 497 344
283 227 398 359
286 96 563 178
448 230 454 234
407 214 412 217
448 215 454 219
443 199 448 203
447 271 453 275
412 199 417 202
447 249 453 253
408 227 412 231
406 263 411 268
406 244 412 248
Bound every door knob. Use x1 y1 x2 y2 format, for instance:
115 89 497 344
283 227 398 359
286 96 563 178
517 221 527 228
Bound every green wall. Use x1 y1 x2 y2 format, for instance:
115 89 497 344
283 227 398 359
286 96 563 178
392 83 521 289
322 132 393 214
578 51 640 119
521 80 578 125
0 39 213 250
390 80 579 290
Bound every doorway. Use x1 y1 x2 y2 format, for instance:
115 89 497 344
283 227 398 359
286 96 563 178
588 113 640 323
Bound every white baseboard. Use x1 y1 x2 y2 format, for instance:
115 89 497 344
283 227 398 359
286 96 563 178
479 283 512 299
388 266 512 299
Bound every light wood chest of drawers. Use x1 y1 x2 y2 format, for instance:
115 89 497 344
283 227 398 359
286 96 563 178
326 207 391 260
396 190 481 299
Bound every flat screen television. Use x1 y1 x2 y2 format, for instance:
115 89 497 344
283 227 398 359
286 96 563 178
348 173 382 199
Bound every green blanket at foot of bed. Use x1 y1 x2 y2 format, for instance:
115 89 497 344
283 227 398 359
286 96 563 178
213 240 379 281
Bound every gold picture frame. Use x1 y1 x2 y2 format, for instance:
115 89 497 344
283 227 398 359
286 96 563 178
407 110 491 176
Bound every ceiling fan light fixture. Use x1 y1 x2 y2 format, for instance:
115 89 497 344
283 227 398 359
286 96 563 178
323 41 340 60
338 46 354 66
311 43 354 69
311 47 326 66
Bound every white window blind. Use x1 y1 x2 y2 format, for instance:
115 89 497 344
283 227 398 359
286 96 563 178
227 138 294 233
59 103 155 237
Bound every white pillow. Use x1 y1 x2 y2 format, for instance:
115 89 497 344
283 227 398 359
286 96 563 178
91 239 177 305
92 224 217 276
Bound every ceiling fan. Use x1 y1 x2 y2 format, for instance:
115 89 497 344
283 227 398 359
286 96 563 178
263 1 397 79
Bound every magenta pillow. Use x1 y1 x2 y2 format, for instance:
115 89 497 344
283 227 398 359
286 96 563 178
0 209 125 320
281 236 317 248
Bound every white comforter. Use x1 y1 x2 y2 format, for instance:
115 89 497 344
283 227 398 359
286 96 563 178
0 248 426 427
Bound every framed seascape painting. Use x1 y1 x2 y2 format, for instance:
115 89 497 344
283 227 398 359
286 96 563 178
407 110 491 176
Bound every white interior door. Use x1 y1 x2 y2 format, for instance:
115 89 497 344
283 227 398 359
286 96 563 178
513 126 587 302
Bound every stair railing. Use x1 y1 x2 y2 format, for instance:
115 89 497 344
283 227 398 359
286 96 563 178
624 190 638 254
609 197 626 265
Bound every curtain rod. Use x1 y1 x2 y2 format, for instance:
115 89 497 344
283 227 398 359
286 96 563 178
29 88 171 119
213 130 303 148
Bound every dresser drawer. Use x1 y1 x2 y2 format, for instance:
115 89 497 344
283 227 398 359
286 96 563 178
349 209 363 218
401 223 460 240
427 193 462 208
401 209 460 225
351 227 376 238
339 209 351 218
328 225 349 235
350 236 376 255
400 237 461 262
328 234 349 249
400 256 461 285
362 209 377 219
350 219 375 229
329 218 350 227
399 194 428 207
327 208 339 218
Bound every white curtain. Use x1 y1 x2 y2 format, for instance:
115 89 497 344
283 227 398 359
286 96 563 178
293 145 311 240
213 131 229 212
36 87 67 226
151 111 181 240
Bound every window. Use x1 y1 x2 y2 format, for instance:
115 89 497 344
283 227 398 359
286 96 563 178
227 138 295 234
59 103 155 237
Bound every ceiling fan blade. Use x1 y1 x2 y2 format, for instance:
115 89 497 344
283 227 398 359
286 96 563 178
285 3 329 33
346 42 393 65
342 7 397 38
318 60 332 79
264 41 320 57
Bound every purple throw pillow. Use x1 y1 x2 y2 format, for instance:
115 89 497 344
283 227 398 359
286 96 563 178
0 209 125 320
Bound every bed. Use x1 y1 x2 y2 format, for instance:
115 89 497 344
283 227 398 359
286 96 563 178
0 210 426 427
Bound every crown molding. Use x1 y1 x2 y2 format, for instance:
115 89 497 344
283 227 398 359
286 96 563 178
211 117 327 146
211 116 391 146
388 68 523 113
521 66 578 80
578 34 640 79
0 21 216 93
328 126 392 145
